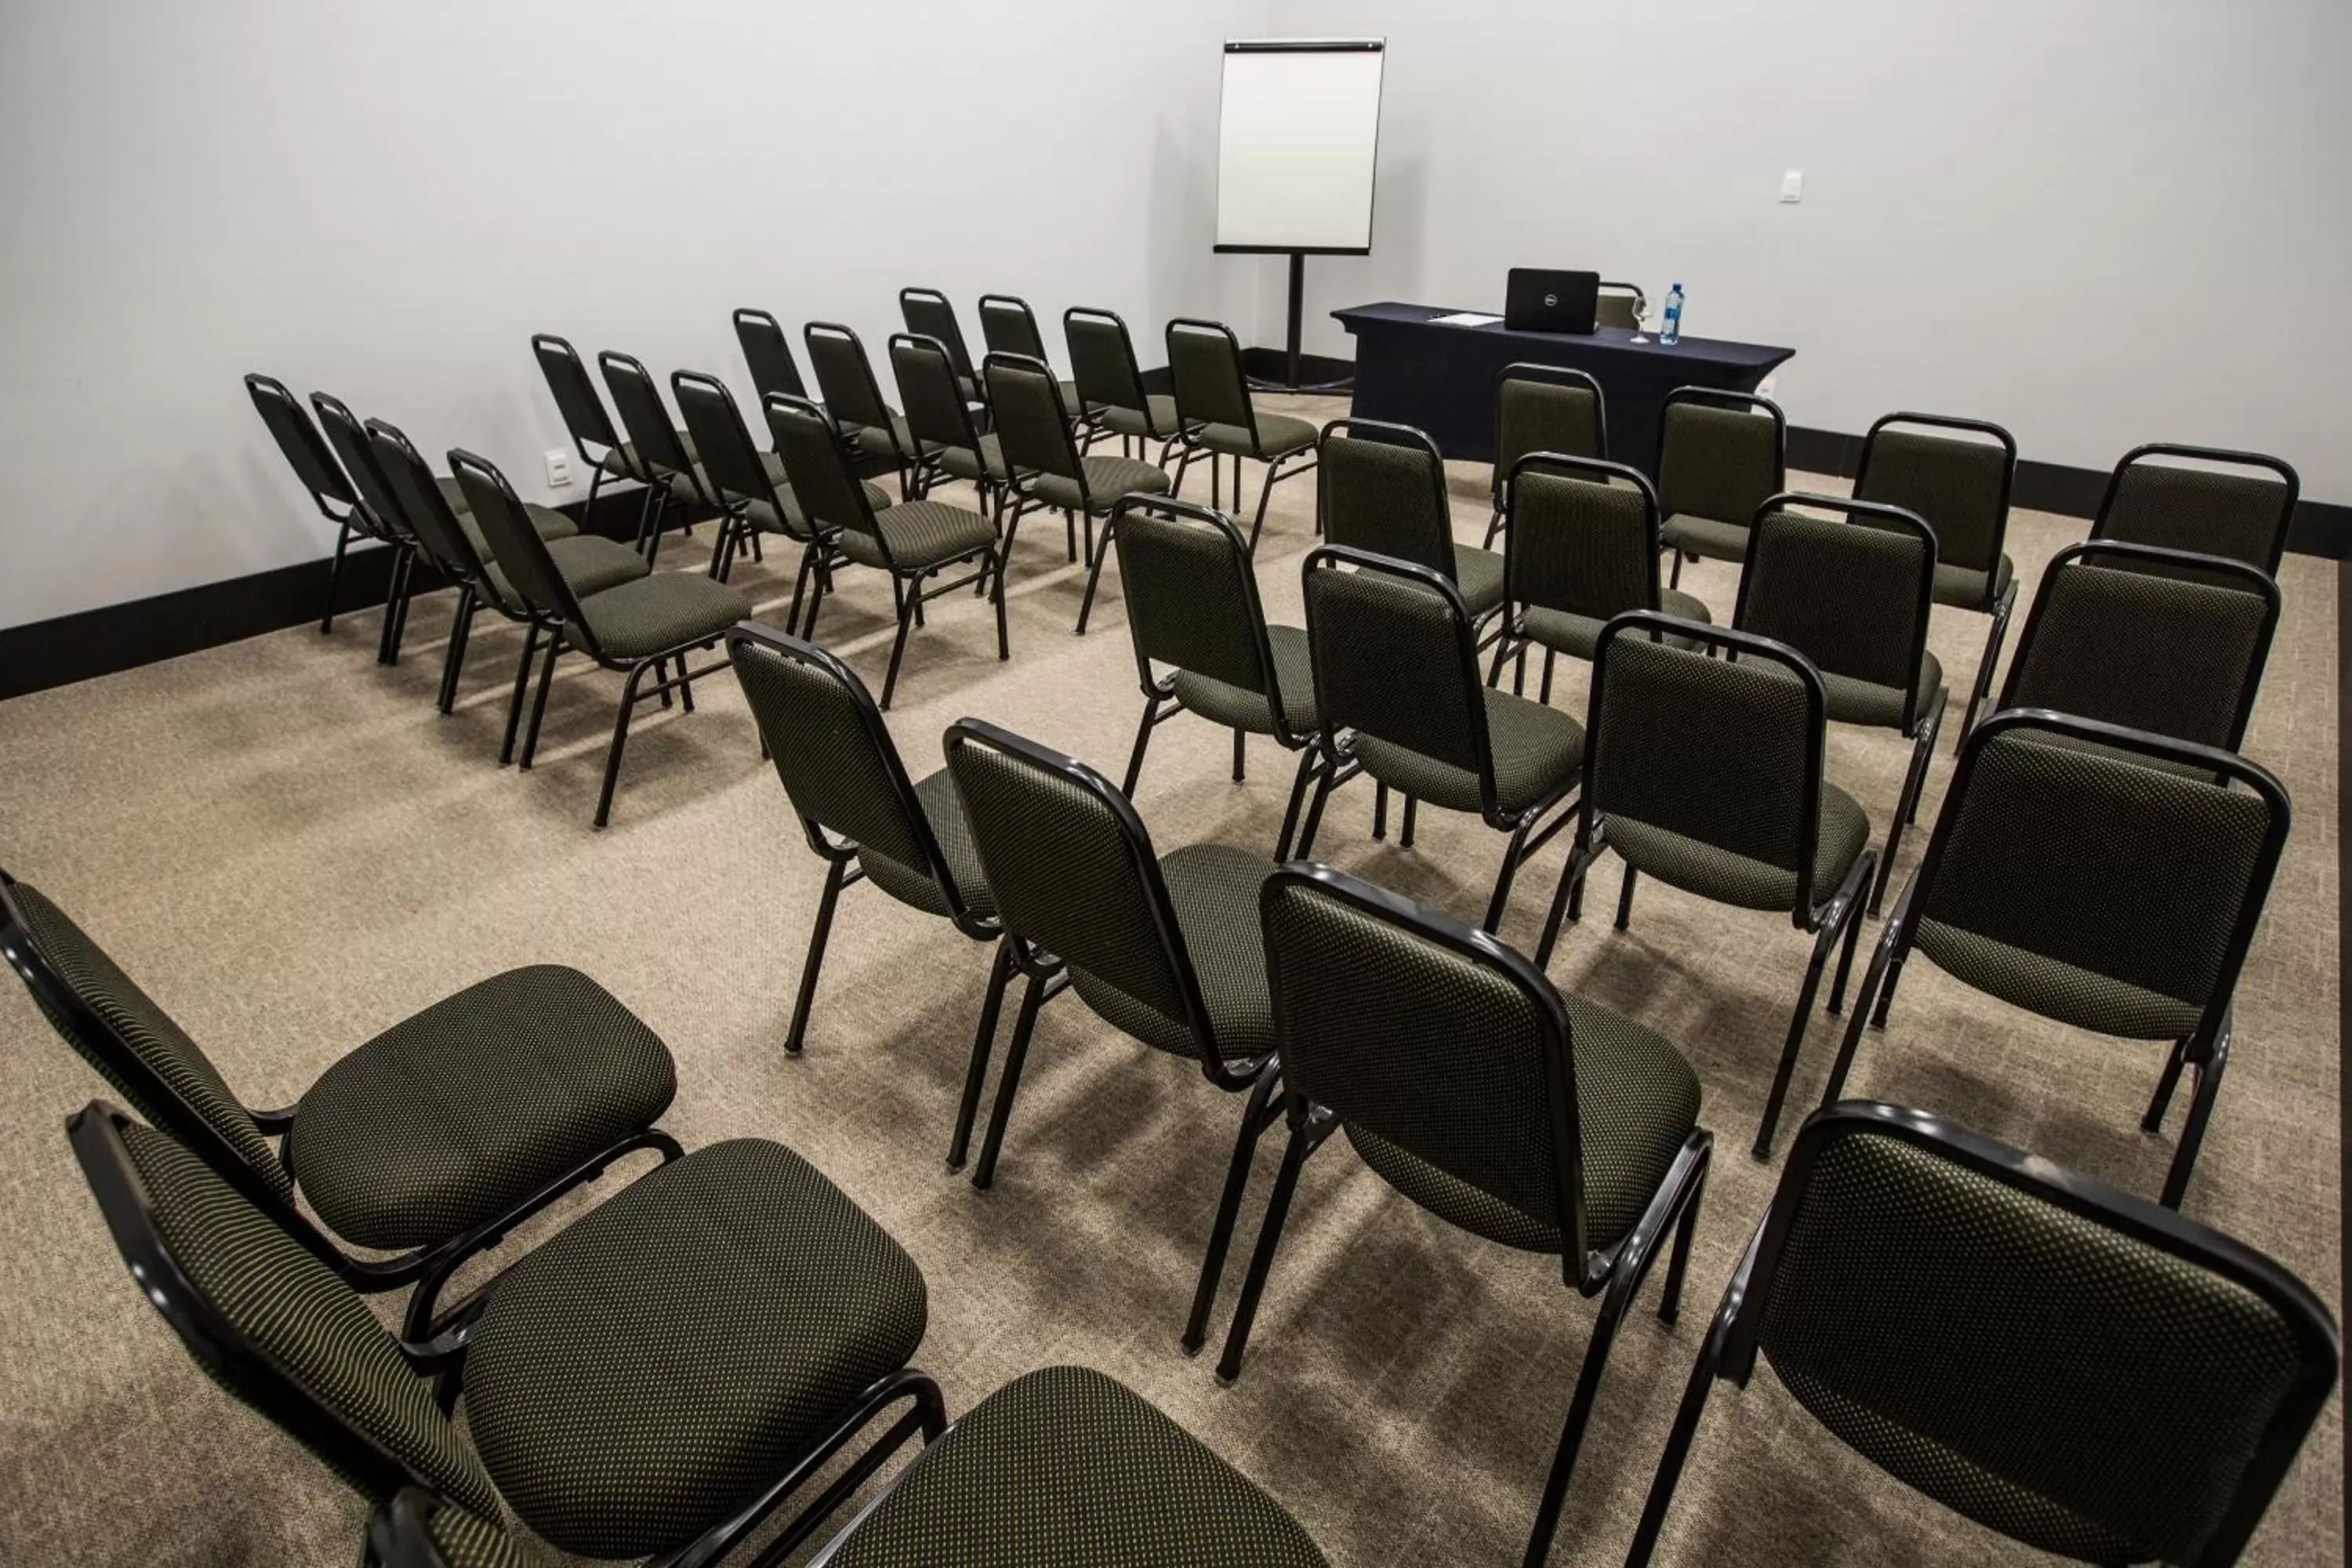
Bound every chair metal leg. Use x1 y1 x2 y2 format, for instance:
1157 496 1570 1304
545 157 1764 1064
1753 852 1874 1160
1214 1109 1331 1383
1483 816 1539 933
784 858 848 1055
2144 1034 2192 1130
971 966 1050 1191
1232 728 1247 782
1620 1327 1727 1568
499 621 543 765
437 587 477 714
947 941 1017 1172
1121 695 1163 797
1872 698 1946 914
1294 759 1338 859
1958 582 2019 747
1615 866 1639 930
990 543 1011 661
1399 793 1417 848
1182 1062 1285 1354
1274 748 1318 861
1535 834 1602 967
1817 890 1907 1112
1482 503 1505 550
591 660 652 829
2159 1031 2227 1210
1372 779 1389 840
519 633 564 771
877 577 918 710
320 521 353 633
1248 454 1282 554
1073 514 1116 634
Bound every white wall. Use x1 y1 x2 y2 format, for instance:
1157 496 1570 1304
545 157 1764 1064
0 0 1264 630
1256 0 2352 498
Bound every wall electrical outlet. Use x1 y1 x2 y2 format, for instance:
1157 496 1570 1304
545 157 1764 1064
545 451 573 488
1780 169 1803 203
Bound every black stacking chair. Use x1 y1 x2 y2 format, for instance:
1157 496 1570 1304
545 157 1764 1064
1820 711 2289 1208
1067 306 1183 459
1481 365 1608 548
1221 864 1710 1566
599 350 710 561
806 322 916 498
1489 455 1710 705
1112 496 1324 846
1626 1101 2339 1568
734 307 814 405
1296 547 1585 934
2093 443 2300 579
891 332 1008 509
1537 615 1876 1159
939 719 1288 1352
1595 281 1647 331
1998 542 2281 757
449 450 750 827
366 417 645 741
372 1366 1330 1568
532 333 662 522
1733 494 1944 913
2 871 680 1338
898 287 982 404
1654 388 1787 587
976 293 1082 419
305 390 429 666
1166 318 1319 548
1849 412 2018 740
766 396 1004 706
1319 418 1506 633
725 625 1002 1117
247 372 396 639
984 350 1172 633
71 1102 941 1568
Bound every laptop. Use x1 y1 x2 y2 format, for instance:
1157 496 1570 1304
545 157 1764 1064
1504 268 1601 334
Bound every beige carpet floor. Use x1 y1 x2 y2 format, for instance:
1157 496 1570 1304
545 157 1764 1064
0 394 2338 1566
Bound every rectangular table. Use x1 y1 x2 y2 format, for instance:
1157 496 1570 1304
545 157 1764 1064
1333 301 1795 478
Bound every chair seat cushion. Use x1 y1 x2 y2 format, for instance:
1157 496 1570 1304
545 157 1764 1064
1912 920 2205 1040
1658 512 1750 562
1344 993 1700 1253
1097 394 1182 441
1452 543 1507 619
1934 551 2014 611
928 432 1008 485
460 502 577 560
1522 590 1712 662
857 766 997 921
287 965 677 1251
1353 688 1585 817
1169 622 1321 738
854 413 914 460
1606 782 1870 914
596 434 700 483
1819 650 1945 731
1026 454 1174 514
1192 412 1319 460
838 499 997 572
463 1138 927 1559
576 570 753 660
822 1366 1328 1567
740 477 894 541
1068 844 1272 1062
487 535 648 608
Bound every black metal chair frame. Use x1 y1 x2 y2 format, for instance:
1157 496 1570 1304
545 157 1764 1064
1318 416 1506 644
1065 305 1179 462
804 321 916 500
670 369 818 615
939 718 1290 1356
1734 491 1945 916
0 876 681 1341
308 389 430 668
1481 364 1610 550
1624 1099 2340 1568
1537 612 1877 1159
734 307 812 405
1486 451 1665 705
1217 864 1712 1568
890 332 1005 515
898 286 982 401
1112 495 1326 855
1657 386 1787 590
1852 411 2018 742
600 350 710 563
248 374 405 652
1997 539 2282 756
1295 546 1580 935
68 1100 941 1568
1165 317 1319 552
765 394 1006 709
1819 709 2292 1208
532 333 643 525
2092 442 2301 579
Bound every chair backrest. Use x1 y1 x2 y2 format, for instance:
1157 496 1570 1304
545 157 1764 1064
727 623 985 927
2001 542 2280 755
1584 615 1828 917
673 369 789 528
1898 710 2288 1040
1065 308 1149 420
2 873 293 1205
1112 496 1300 741
365 419 492 592
983 352 1084 488
1594 281 1646 331
732 308 810 403
247 373 361 520
68 1103 501 1520
597 351 697 493
2093 444 2299 578
803 324 898 446
1723 1102 2338 1567
978 293 1049 361
1734 494 1937 729
1491 365 1607 502
1504 454 1665 627
898 289 977 383
941 720 1227 1071
1656 387 1786 526
1852 412 2016 588
1301 547 1494 802
310 391 412 544
448 448 597 655
1316 419 1457 579
889 333 984 460
1259 864 1588 1273
1166 318 1258 439
531 334 622 457
765 395 889 560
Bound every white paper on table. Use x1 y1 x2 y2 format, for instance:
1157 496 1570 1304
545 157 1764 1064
1425 312 1503 328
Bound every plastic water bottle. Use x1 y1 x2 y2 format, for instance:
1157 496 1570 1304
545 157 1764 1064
1660 283 1684 346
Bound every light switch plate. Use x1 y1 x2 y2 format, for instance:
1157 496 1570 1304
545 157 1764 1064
1780 170 1803 203
546 451 573 488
